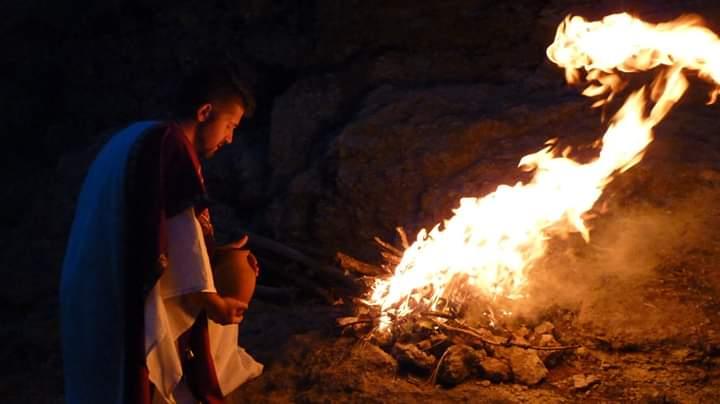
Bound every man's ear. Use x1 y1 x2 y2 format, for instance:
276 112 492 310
196 103 213 123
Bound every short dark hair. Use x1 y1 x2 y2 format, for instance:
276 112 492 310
173 62 256 119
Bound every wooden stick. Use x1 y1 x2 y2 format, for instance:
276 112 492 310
395 226 410 250
282 263 336 305
432 321 504 346
336 252 388 275
373 236 403 257
380 251 401 266
430 319 579 351
254 285 298 303
256 257 336 304
243 231 358 290
339 319 374 329
509 342 581 351
429 348 451 385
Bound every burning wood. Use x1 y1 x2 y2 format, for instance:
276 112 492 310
365 10 720 334
335 252 387 276
338 11 720 389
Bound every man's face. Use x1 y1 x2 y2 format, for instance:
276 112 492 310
196 100 245 159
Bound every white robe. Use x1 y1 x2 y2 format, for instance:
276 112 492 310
146 207 263 404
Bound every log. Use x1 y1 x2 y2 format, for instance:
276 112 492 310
336 252 388 276
380 251 401 266
256 257 336 305
373 236 404 257
395 226 410 250
254 285 298 303
282 263 337 305
239 230 358 290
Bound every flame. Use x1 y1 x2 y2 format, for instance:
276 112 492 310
370 12 720 327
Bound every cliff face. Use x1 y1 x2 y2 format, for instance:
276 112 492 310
5 1 720 400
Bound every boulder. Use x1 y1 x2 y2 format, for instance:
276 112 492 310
393 342 437 371
436 344 484 386
478 357 512 383
499 347 549 385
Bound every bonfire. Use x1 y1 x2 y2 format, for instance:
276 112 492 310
335 12 720 387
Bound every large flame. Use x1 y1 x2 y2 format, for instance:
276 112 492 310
370 12 720 327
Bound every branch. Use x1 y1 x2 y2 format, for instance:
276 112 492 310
429 347 451 385
243 231 358 290
254 285 298 303
256 257 336 305
395 226 410 250
336 252 389 276
373 236 404 257
428 317 579 351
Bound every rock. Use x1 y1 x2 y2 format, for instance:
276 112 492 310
416 339 432 351
393 342 437 371
431 333 450 346
437 344 479 386
478 357 512 383
475 327 509 346
370 328 395 348
392 317 435 343
533 321 555 336
535 334 566 368
513 336 530 346
538 334 555 345
499 347 548 385
574 346 600 363
571 374 601 392
428 333 452 356
514 326 530 339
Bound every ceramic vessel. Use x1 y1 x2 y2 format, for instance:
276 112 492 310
214 249 257 305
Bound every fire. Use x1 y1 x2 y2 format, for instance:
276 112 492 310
370 12 720 328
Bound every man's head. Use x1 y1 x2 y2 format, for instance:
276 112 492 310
173 63 255 158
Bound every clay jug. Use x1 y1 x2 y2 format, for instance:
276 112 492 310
214 249 257 305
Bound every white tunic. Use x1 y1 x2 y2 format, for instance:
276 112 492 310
145 206 263 403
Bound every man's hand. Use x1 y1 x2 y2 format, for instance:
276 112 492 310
206 296 247 325
215 234 249 252
186 292 247 325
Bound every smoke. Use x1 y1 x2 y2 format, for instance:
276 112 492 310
510 179 718 322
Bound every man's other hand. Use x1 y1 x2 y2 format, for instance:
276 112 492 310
207 296 247 325
187 292 248 325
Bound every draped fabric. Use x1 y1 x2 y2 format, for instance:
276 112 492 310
61 122 219 403
61 121 158 404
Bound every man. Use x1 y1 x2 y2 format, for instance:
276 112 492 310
60 63 262 404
